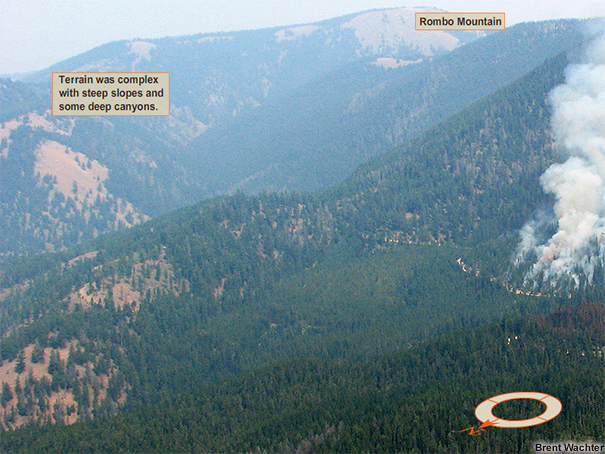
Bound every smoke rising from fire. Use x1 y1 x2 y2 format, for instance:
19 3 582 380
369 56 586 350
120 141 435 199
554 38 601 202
517 28 605 287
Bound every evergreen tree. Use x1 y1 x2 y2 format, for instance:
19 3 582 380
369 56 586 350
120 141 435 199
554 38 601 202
14 351 26 374
1 382 13 407
30 342 45 364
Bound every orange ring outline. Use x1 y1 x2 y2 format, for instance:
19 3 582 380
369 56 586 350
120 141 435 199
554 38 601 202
475 392 562 428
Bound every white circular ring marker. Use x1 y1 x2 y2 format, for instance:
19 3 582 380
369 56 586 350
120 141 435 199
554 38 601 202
475 392 562 428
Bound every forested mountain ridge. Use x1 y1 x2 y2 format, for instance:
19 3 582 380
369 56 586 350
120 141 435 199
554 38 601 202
331 53 565 248
26 7 477 121
0 17 586 258
183 19 584 196
0 46 590 432
1 302 602 452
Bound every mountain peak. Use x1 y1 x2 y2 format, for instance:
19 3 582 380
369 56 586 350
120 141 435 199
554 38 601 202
340 7 465 56
269 7 477 58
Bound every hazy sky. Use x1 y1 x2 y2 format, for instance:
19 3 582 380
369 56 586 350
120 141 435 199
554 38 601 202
1 0 604 75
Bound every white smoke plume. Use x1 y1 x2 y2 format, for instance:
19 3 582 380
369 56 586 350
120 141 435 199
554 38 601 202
517 28 605 288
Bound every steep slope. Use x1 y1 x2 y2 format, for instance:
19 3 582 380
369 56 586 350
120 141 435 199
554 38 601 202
330 52 567 249
0 48 581 430
0 6 475 258
0 16 586 258
1 303 602 452
185 20 584 194
26 7 476 123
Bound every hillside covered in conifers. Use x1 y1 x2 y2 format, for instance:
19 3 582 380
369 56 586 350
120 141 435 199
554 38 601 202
0 18 585 257
0 17 603 452
1 303 602 453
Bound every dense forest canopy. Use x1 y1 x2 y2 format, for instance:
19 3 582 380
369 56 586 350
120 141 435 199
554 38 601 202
0 15 603 453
